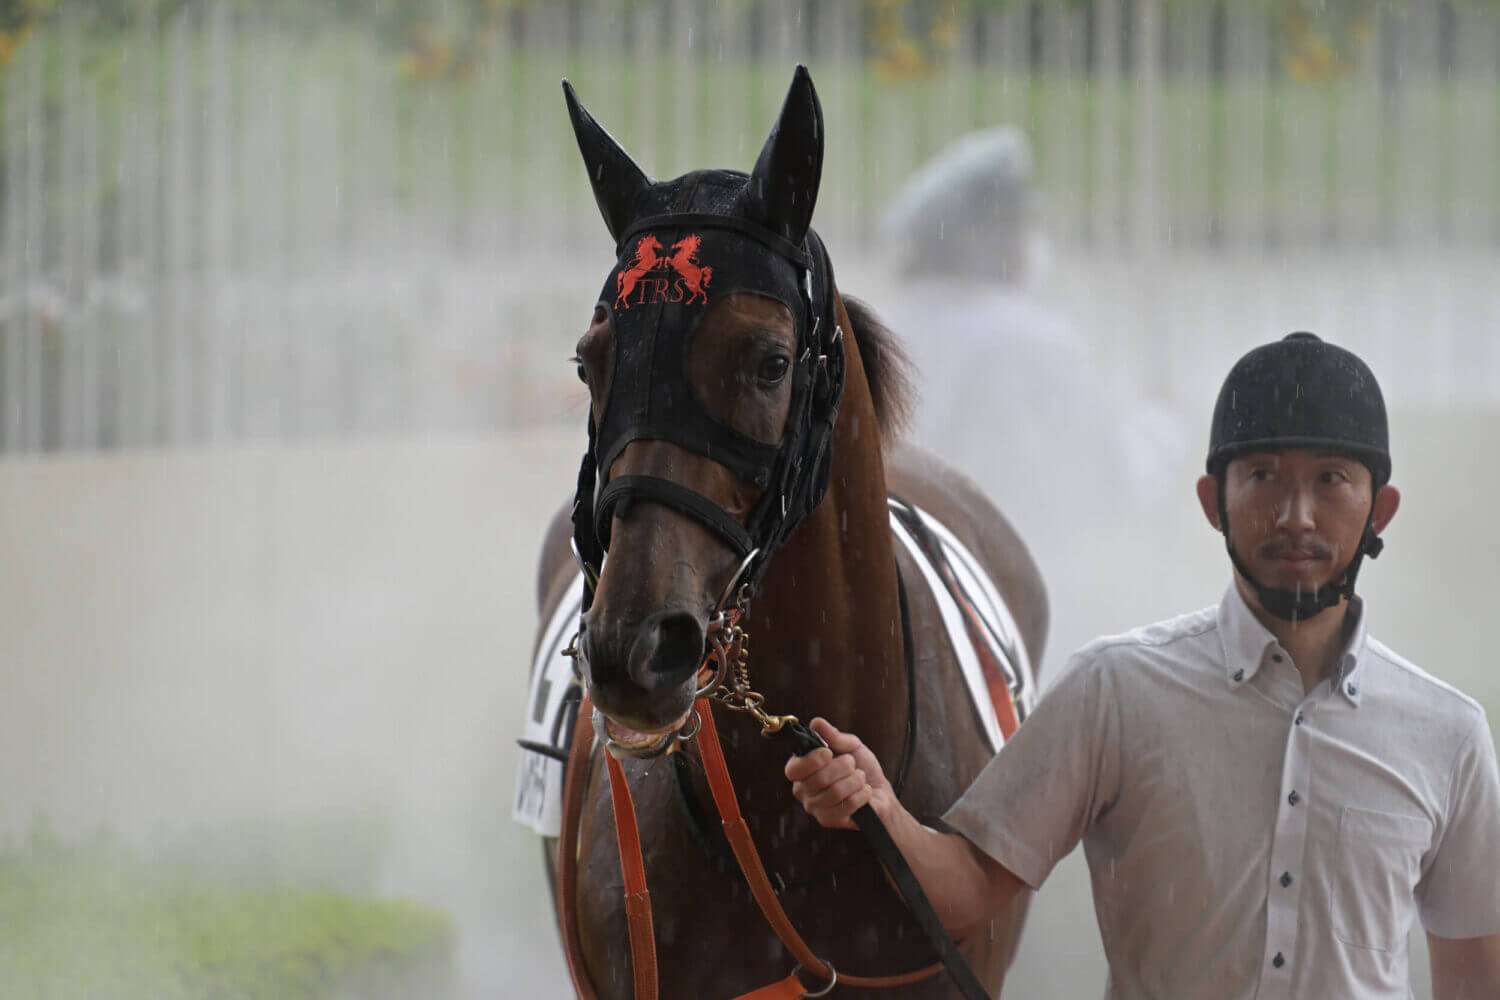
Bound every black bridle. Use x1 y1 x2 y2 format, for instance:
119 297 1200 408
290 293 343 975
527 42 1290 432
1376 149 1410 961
570 214 846 613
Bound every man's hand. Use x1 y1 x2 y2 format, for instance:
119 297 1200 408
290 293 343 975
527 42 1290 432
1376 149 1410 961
785 717 896 830
784 716 1030 940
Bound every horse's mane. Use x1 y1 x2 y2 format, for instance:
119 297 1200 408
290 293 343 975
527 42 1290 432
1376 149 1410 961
841 294 915 446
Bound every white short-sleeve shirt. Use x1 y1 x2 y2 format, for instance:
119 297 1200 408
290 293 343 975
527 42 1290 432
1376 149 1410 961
943 585 1500 1000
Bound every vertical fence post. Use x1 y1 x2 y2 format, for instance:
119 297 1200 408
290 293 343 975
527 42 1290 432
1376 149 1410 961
204 0 232 445
165 6 194 447
1130 0 1164 397
58 9 84 451
0 35 26 451
17 29 45 452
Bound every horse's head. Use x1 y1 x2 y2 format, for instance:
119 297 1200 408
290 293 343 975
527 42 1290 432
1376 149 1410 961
563 67 845 758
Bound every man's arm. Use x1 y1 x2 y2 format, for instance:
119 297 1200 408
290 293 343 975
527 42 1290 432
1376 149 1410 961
1429 932 1500 1000
784 717 1028 937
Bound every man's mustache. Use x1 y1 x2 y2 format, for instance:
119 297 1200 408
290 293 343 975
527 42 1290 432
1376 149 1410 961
1259 539 1333 559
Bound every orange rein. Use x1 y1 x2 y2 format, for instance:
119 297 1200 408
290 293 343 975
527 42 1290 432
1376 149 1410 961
557 694 945 1000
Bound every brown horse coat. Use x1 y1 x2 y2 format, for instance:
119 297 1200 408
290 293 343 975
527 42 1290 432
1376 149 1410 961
532 291 1048 998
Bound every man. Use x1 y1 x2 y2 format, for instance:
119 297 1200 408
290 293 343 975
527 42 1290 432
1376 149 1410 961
787 332 1500 998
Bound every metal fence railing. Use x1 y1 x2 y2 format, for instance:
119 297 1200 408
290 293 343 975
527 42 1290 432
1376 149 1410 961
2 1 1498 453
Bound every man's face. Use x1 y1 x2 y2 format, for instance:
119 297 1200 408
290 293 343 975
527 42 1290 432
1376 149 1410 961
1198 448 1395 596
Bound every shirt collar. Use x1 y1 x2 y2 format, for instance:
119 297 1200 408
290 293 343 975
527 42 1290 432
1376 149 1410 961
1333 596 1368 705
1217 584 1280 689
1215 584 1370 705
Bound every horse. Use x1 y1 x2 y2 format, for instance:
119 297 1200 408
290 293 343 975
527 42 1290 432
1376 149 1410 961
526 67 1049 999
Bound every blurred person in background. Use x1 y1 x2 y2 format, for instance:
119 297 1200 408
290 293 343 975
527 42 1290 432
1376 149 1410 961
876 126 1189 524
787 332 1500 999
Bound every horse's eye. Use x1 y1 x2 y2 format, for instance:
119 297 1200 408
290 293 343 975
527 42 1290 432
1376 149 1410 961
573 356 588 385
757 356 790 386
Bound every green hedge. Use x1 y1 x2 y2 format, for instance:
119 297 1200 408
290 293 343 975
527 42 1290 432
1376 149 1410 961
0 836 454 1000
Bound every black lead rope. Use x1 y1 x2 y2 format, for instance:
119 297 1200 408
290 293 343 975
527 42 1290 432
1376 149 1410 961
773 567 990 1000
672 559 920 894
775 722 991 1000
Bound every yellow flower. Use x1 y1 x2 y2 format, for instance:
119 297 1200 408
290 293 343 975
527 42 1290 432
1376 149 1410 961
0 21 35 71
931 13 959 51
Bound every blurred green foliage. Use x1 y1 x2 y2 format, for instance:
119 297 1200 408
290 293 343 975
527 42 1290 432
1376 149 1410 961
0 823 455 1000
5 0 1495 80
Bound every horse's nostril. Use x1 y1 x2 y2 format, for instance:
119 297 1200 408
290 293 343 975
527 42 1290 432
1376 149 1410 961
626 610 706 693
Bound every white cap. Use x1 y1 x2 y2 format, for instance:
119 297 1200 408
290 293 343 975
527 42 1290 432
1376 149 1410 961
881 127 1035 281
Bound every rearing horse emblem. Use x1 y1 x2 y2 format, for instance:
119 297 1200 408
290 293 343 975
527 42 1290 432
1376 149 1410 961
667 235 713 305
615 234 665 309
614 233 713 309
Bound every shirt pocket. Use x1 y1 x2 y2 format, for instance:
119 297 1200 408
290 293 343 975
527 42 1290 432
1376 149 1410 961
1332 805 1431 952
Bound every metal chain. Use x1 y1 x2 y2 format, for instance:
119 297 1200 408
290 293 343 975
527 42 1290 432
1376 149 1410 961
704 588 801 738
563 582 801 745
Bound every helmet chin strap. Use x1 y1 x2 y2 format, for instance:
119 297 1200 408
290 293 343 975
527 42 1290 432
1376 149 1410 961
1216 488 1382 625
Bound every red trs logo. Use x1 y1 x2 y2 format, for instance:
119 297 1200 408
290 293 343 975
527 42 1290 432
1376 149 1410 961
615 234 713 309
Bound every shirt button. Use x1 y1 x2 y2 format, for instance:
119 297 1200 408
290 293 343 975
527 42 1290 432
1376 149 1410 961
1347 683 1358 696
1273 952 1286 969
1288 790 1301 806
1294 712 1304 726
1233 669 1245 682
1281 872 1294 888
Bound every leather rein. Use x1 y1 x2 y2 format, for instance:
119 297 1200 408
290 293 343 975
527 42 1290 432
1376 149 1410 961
556 568 991 1000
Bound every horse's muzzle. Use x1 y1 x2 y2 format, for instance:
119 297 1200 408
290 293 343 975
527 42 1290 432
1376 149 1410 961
625 609 706 693
579 608 707 749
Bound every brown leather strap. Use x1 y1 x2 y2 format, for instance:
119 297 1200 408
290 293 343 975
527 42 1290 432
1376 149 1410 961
558 695 600 1000
951 580 1021 739
562 694 942 999
736 971 818 999
695 699 944 991
606 752 659 1000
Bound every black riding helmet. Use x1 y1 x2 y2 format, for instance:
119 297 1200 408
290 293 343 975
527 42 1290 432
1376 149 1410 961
1206 331 1391 622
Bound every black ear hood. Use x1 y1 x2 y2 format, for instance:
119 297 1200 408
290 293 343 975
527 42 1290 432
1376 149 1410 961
566 65 824 240
562 80 650 243
564 66 846 609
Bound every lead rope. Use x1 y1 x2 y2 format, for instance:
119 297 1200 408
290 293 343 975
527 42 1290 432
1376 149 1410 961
698 576 990 999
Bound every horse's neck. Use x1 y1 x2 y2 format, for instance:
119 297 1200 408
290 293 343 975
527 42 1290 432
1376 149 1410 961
748 349 907 766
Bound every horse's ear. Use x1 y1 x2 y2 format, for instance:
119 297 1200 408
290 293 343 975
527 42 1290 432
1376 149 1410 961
563 80 650 243
745 65 824 245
